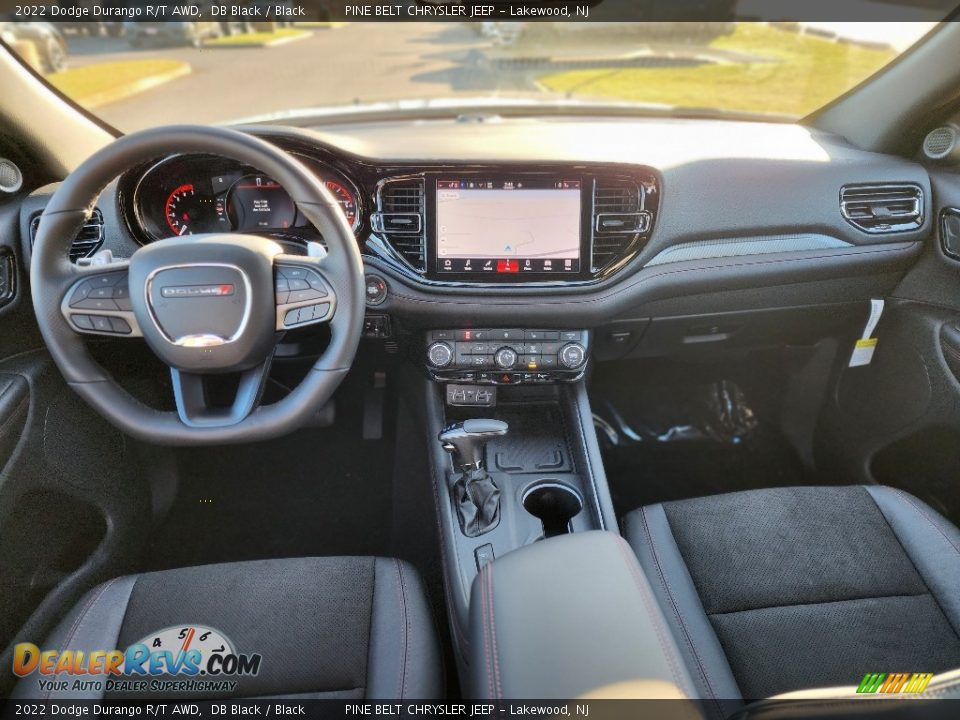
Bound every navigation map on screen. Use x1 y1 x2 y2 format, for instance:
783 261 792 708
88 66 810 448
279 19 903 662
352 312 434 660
435 179 581 274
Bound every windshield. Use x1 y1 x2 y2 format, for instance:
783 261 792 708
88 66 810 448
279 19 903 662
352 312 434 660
9 20 937 130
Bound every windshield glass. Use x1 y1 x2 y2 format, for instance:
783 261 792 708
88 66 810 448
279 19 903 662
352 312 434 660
8 20 937 130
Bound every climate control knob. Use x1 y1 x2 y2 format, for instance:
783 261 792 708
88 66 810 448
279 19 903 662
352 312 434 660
559 342 587 369
494 346 518 369
427 342 454 368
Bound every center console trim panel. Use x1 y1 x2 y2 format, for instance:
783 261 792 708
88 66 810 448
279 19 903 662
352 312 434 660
422 374 617 665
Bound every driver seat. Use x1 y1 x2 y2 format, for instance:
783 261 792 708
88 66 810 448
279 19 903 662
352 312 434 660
13 557 443 699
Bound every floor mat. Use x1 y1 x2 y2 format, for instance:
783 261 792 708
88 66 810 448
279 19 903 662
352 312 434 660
145 395 394 571
591 355 818 519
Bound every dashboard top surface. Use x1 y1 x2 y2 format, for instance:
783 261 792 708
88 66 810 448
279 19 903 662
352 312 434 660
291 115 902 167
20 114 932 325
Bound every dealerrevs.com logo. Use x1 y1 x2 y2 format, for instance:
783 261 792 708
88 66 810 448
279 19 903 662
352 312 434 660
13 625 262 695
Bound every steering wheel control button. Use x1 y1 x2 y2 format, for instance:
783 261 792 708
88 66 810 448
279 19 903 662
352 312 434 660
71 314 94 331
278 266 309 281
68 273 123 307
72 297 120 311
283 302 331 328
274 264 335 330
69 283 92 304
91 315 113 333
364 275 388 306
288 287 325 304
113 283 132 310
428 341 454 368
109 317 132 334
559 342 587 369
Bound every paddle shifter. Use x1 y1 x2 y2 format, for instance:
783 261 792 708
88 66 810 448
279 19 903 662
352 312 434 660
439 419 509 537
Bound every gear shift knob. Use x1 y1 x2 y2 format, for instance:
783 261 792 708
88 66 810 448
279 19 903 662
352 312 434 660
439 419 509 471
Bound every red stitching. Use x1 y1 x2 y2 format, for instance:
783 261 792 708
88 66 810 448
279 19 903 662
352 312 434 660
613 536 692 698
891 488 960 559
479 564 494 699
45 578 119 700
640 506 726 718
394 559 410 700
486 564 503 699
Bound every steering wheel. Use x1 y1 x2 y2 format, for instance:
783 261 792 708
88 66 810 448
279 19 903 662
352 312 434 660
31 125 365 446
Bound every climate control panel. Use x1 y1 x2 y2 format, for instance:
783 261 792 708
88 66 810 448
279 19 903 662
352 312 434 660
425 329 589 385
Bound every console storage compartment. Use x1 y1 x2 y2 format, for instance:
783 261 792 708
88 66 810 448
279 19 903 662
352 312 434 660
468 531 697 700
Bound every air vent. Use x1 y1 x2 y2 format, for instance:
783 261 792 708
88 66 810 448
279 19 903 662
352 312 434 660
591 179 649 273
30 209 105 262
372 178 426 272
840 184 923 234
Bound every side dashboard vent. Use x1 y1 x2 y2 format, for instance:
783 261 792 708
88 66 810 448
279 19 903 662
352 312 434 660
840 184 923 234
372 178 426 272
30 209 105 262
591 179 650 273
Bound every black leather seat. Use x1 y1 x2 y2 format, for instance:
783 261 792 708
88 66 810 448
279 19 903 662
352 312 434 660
625 485 960 713
15 557 442 700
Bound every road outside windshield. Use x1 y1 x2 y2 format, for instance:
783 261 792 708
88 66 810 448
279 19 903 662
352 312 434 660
5 20 936 129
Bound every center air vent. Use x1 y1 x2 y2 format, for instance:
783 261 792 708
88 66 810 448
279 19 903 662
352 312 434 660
372 178 426 272
591 179 650 273
840 184 923 234
30 209 105 263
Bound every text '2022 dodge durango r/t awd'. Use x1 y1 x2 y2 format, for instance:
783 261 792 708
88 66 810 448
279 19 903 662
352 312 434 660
2 8 960 719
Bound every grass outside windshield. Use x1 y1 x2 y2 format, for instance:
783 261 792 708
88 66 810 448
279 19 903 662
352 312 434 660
14 21 936 129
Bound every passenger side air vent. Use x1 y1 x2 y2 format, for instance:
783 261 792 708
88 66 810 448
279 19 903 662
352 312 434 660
30 209 105 263
840 184 923 234
372 178 426 272
591 179 649 273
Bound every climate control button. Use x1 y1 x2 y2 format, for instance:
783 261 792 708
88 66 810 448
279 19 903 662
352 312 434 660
427 341 454 368
494 346 518 370
558 342 587 369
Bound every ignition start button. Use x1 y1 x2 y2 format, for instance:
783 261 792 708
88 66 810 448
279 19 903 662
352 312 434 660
365 274 388 306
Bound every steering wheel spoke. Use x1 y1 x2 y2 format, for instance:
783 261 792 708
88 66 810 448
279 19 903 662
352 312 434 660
60 266 143 338
171 359 272 428
274 257 337 331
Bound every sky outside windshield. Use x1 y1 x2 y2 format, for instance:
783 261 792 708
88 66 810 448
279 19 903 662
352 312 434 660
11 21 937 129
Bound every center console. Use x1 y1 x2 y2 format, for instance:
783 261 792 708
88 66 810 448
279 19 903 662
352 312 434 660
419 332 617 664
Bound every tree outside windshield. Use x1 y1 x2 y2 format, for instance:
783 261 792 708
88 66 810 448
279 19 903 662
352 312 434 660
3 20 936 130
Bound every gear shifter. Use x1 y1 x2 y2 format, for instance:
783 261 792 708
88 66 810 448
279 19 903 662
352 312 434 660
439 419 508 537
439 419 509 470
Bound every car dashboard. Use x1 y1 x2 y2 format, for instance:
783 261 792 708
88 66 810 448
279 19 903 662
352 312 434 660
19 114 931 352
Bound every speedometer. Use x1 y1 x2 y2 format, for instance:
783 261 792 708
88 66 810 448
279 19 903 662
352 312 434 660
325 180 358 230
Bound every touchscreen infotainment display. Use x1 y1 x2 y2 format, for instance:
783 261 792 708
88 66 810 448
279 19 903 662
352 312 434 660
435 179 581 275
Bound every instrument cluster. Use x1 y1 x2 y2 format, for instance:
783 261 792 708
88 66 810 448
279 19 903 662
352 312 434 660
127 153 362 244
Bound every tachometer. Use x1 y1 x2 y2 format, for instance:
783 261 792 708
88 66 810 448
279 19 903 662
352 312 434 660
164 184 206 236
325 179 358 230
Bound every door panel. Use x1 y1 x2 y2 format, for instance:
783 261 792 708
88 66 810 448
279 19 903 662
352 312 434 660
816 169 960 523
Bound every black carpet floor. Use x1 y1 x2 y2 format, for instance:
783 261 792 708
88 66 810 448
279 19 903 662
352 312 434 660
145 390 394 571
590 354 819 520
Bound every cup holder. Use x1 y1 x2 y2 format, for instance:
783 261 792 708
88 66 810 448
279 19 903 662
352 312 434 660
522 482 583 538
